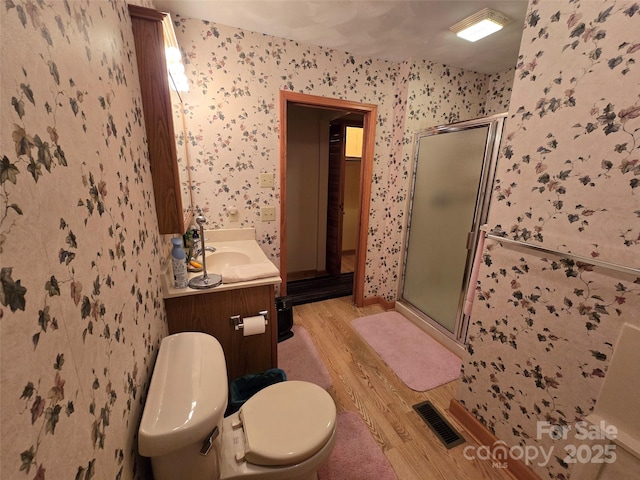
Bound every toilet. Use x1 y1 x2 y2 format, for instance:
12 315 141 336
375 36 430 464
138 332 337 480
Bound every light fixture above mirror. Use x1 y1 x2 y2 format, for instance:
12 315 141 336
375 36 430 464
450 8 511 43
162 14 189 92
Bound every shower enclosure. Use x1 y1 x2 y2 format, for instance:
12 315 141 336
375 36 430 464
397 114 506 347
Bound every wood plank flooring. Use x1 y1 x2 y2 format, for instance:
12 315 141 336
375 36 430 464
292 296 514 480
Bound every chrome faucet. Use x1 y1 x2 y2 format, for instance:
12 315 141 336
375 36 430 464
192 236 216 259
187 214 221 289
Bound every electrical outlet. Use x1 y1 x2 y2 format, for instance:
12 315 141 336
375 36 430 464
261 207 276 222
259 173 275 188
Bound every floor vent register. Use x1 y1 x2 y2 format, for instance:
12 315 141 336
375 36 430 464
412 400 465 449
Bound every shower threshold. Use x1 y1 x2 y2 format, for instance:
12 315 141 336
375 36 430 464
395 300 466 357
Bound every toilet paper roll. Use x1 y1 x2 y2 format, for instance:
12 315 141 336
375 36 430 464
243 315 266 336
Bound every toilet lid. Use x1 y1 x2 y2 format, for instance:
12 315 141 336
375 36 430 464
240 380 336 466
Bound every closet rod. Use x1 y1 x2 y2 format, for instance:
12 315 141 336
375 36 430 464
483 232 640 278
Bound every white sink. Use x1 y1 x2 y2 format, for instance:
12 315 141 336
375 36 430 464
163 228 281 298
205 250 251 273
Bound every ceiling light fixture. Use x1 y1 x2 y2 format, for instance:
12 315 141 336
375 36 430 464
449 8 511 42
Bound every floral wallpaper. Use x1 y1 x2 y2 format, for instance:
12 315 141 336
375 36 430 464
483 67 515 115
5 2 634 479
173 14 400 282
489 2 640 267
390 63 514 297
459 2 640 479
0 0 516 478
171 15 514 301
1 1 164 479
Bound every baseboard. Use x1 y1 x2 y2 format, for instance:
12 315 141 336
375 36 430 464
362 296 395 310
448 399 541 480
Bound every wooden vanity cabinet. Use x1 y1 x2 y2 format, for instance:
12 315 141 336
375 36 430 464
129 5 185 234
164 285 278 381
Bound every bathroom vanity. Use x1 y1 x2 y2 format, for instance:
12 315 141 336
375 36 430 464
164 285 277 380
162 229 281 381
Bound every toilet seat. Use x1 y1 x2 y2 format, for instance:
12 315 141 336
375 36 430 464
239 380 336 467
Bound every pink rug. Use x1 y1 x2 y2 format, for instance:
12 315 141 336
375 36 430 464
277 325 333 390
319 411 397 480
352 311 461 391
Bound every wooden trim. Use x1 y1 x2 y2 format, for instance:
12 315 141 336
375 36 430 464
362 296 395 310
448 399 541 480
128 3 164 21
325 121 347 277
279 91 288 295
268 284 278 368
355 105 376 307
129 5 184 234
280 91 377 112
279 91 377 306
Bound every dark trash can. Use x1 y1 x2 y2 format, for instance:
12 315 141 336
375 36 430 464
276 295 294 342
228 368 287 414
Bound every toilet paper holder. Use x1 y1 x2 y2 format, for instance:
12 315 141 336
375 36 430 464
231 310 269 331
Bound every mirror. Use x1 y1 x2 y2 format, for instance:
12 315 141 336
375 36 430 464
168 72 193 229
163 16 193 230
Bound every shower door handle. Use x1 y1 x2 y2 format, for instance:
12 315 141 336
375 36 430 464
466 231 474 250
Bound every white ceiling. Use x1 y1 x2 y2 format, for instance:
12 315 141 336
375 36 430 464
154 0 529 74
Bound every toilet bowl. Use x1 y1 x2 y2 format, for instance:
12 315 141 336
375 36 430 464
138 332 336 480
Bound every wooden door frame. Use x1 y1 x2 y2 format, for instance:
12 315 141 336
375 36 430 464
325 121 347 278
327 118 365 278
279 91 377 307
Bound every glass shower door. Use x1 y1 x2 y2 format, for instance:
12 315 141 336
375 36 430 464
402 118 502 338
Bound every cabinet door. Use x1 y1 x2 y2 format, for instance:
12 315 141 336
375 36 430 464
129 5 184 234
164 285 277 381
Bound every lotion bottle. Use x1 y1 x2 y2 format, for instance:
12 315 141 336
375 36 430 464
171 237 188 288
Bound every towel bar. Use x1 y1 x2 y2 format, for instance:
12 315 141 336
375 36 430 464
482 227 640 277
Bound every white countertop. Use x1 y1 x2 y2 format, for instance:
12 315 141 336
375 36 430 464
162 228 281 299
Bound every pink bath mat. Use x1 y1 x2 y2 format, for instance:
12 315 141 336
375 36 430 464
319 411 397 480
278 325 333 390
352 311 461 391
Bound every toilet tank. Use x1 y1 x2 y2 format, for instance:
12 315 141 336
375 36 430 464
139 332 228 457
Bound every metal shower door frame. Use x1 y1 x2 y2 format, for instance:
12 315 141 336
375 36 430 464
399 113 506 344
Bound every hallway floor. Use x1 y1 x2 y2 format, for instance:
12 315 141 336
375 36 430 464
292 297 514 480
286 273 354 306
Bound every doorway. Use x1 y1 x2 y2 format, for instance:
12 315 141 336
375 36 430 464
285 113 362 305
279 91 377 307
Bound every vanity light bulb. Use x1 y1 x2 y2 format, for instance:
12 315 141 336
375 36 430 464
175 78 189 92
165 46 182 63
169 62 185 76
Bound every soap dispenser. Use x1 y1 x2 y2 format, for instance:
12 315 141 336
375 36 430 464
171 237 188 289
